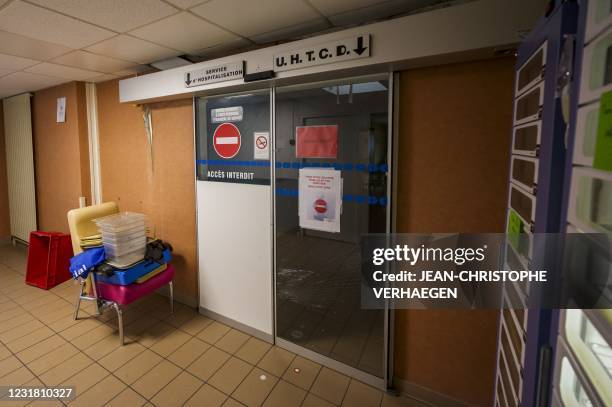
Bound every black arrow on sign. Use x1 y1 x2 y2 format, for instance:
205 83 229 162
353 36 368 56
185 72 192 86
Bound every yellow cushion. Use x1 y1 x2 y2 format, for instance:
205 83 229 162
135 263 167 283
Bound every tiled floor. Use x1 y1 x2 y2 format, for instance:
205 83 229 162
0 243 424 407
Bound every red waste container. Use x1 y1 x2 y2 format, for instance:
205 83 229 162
25 231 73 289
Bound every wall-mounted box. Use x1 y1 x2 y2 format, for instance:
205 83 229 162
567 166 612 234
573 102 600 166
511 155 539 194
580 25 612 104
512 121 541 157
514 81 545 126
515 41 547 97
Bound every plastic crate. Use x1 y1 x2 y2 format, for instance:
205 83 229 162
26 231 74 290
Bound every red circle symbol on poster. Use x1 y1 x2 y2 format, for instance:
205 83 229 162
213 122 241 159
314 199 327 214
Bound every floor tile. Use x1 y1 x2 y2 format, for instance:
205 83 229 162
39 352 93 386
381 394 425 407
113 349 163 384
208 356 252 394
6 326 55 353
232 367 278 407
164 306 198 328
310 367 350 405
131 360 182 399
0 319 43 342
223 399 246 407
69 374 126 407
70 323 116 350
341 380 382 406
257 346 295 377
150 327 191 357
27 342 80 376
167 337 210 368
187 346 231 381
282 356 321 391
97 342 146 372
302 394 335 407
262 380 306 407
0 355 23 378
82 333 123 361
216 329 250 354
197 321 231 344
16 334 67 364
235 337 272 365
61 362 109 397
106 387 147 407
150 371 203 407
132 321 176 347
185 383 227 407
0 366 35 386
179 315 213 336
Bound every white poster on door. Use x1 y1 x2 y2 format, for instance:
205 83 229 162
298 168 342 233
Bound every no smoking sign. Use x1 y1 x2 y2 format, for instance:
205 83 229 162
254 131 269 160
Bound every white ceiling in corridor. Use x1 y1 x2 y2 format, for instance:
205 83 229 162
0 0 450 99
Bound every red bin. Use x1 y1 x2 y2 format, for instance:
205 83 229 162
25 231 74 289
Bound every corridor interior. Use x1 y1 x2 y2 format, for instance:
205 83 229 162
0 243 422 407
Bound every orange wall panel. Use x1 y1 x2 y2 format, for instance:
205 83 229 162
97 79 197 302
394 57 514 406
32 82 90 233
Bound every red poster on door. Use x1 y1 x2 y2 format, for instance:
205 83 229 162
295 125 338 158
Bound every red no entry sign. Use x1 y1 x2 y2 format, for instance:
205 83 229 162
213 122 241 159
314 199 327 214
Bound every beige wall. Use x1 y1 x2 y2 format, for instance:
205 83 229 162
394 57 515 405
96 79 197 303
0 110 10 238
32 82 90 233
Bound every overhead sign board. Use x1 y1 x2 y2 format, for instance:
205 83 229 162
273 34 370 72
185 61 244 87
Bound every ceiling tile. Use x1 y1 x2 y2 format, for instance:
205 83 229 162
25 62 102 81
27 0 179 33
192 0 322 37
0 71 67 99
164 0 209 9
308 0 388 16
129 12 238 53
0 53 39 70
0 1 114 49
250 18 330 44
51 50 136 73
85 34 179 64
85 73 119 83
326 0 440 25
0 30 72 61
192 37 252 59
113 65 154 77
0 68 13 77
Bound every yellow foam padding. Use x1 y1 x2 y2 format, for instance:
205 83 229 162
67 202 119 294
135 263 167 283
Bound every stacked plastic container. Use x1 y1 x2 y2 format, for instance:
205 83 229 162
94 212 147 267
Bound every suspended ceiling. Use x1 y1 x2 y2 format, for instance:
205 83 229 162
0 0 455 99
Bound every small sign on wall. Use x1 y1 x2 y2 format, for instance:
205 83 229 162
56 97 66 123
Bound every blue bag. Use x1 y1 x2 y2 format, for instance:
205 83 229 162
69 247 105 279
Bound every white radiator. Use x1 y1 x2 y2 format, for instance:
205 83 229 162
2 94 37 242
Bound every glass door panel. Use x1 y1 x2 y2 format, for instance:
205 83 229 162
274 76 390 379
